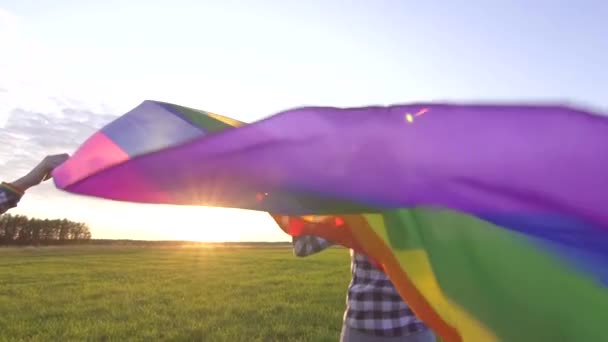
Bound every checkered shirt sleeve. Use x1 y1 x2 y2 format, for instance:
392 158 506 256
292 235 333 257
0 183 23 215
344 251 429 337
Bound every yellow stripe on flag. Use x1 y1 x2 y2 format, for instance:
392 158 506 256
362 214 498 342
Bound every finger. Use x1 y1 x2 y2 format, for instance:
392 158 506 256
49 154 69 160
47 154 70 166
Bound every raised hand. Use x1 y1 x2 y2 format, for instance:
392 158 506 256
12 154 70 190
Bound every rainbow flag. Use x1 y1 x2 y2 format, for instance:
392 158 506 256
53 100 608 341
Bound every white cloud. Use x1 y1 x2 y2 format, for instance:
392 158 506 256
0 7 19 29
0 84 120 182
0 8 147 183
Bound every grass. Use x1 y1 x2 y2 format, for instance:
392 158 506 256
0 245 354 341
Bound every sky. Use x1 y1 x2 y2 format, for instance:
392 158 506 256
0 0 606 242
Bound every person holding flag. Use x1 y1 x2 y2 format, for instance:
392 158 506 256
0 154 69 215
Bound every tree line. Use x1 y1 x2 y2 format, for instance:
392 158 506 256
0 214 92 246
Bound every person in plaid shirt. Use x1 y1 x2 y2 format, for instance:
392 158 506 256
294 235 435 342
0 154 69 215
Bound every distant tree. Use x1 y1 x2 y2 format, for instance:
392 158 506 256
0 214 92 246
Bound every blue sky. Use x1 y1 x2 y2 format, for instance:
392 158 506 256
0 0 606 241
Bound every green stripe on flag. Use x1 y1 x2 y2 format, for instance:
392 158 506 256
382 208 608 342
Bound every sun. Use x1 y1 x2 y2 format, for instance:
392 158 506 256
171 206 244 242
168 205 281 242
40 199 286 242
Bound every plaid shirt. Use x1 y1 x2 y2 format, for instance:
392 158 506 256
0 182 23 215
293 235 428 337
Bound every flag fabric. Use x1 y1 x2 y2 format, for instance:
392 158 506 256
53 100 608 342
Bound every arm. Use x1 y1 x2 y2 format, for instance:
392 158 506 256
0 183 23 215
292 235 334 257
0 154 69 215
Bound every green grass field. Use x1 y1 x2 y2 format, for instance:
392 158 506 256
0 245 355 341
